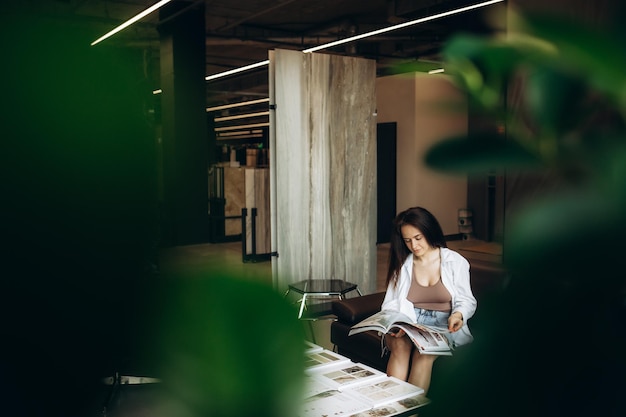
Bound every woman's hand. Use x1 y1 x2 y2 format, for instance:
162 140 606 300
448 312 463 332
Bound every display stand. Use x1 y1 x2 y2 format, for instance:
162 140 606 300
241 208 274 262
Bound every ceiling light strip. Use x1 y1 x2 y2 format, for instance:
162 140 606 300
91 0 173 46
218 129 264 137
205 60 270 81
204 0 504 81
206 98 270 112
214 111 270 122
303 0 504 53
215 122 270 132
217 134 264 140
217 135 263 142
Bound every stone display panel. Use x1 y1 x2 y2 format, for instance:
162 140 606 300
270 49 377 294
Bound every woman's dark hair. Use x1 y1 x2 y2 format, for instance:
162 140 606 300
386 206 447 287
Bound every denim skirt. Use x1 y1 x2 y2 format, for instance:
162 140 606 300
413 307 450 328
414 307 470 348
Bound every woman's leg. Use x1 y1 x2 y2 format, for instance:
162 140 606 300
407 350 438 393
384 334 414 381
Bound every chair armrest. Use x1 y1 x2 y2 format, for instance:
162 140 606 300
332 292 385 324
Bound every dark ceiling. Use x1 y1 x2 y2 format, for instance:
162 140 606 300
13 0 505 107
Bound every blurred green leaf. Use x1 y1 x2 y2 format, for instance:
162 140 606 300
443 33 558 111
156 273 306 417
424 134 540 173
444 35 532 76
525 66 590 136
504 187 624 292
428 8 626 417
516 12 626 106
383 60 445 76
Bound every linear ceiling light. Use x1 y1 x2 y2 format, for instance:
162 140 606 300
303 0 504 53
215 122 270 132
91 0 173 46
214 111 270 122
204 0 504 81
205 60 270 81
217 133 264 140
218 129 264 137
206 98 270 112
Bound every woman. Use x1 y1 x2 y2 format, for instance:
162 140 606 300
382 207 477 393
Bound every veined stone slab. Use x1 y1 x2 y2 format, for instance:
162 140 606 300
270 49 377 294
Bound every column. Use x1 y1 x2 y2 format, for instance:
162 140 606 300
158 2 208 246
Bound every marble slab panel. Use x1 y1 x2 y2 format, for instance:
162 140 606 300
271 49 377 294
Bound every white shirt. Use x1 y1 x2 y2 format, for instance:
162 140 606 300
381 247 477 346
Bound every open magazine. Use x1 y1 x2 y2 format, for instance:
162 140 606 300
348 309 453 356
299 344 430 417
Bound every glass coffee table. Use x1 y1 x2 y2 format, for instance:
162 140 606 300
285 279 362 319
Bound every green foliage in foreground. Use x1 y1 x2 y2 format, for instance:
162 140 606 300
426 12 626 270
154 273 306 417
421 10 626 417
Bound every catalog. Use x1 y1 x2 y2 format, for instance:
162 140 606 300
299 340 431 416
349 394 431 417
304 340 324 355
307 361 387 390
299 374 430 417
342 376 425 408
348 309 452 356
304 348 352 372
299 388 372 417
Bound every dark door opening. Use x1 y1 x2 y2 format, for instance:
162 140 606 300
376 122 397 244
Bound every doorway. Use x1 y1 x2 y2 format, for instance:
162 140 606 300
376 122 397 244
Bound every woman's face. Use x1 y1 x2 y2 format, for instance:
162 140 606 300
400 224 431 257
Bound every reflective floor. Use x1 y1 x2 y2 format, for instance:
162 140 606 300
158 241 273 285
159 241 392 291
156 239 500 349
158 239 500 293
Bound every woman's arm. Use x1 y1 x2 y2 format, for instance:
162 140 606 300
449 253 477 322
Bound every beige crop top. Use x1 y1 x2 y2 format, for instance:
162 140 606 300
407 277 452 312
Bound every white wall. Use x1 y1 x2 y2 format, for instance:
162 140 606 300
376 72 468 235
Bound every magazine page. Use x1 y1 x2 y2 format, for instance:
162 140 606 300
302 374 335 398
304 340 324 355
349 310 414 335
299 388 371 417
396 323 452 355
304 349 352 372
342 376 425 408
350 393 431 417
308 361 387 390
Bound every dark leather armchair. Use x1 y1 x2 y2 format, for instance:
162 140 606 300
330 292 388 372
329 260 507 373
